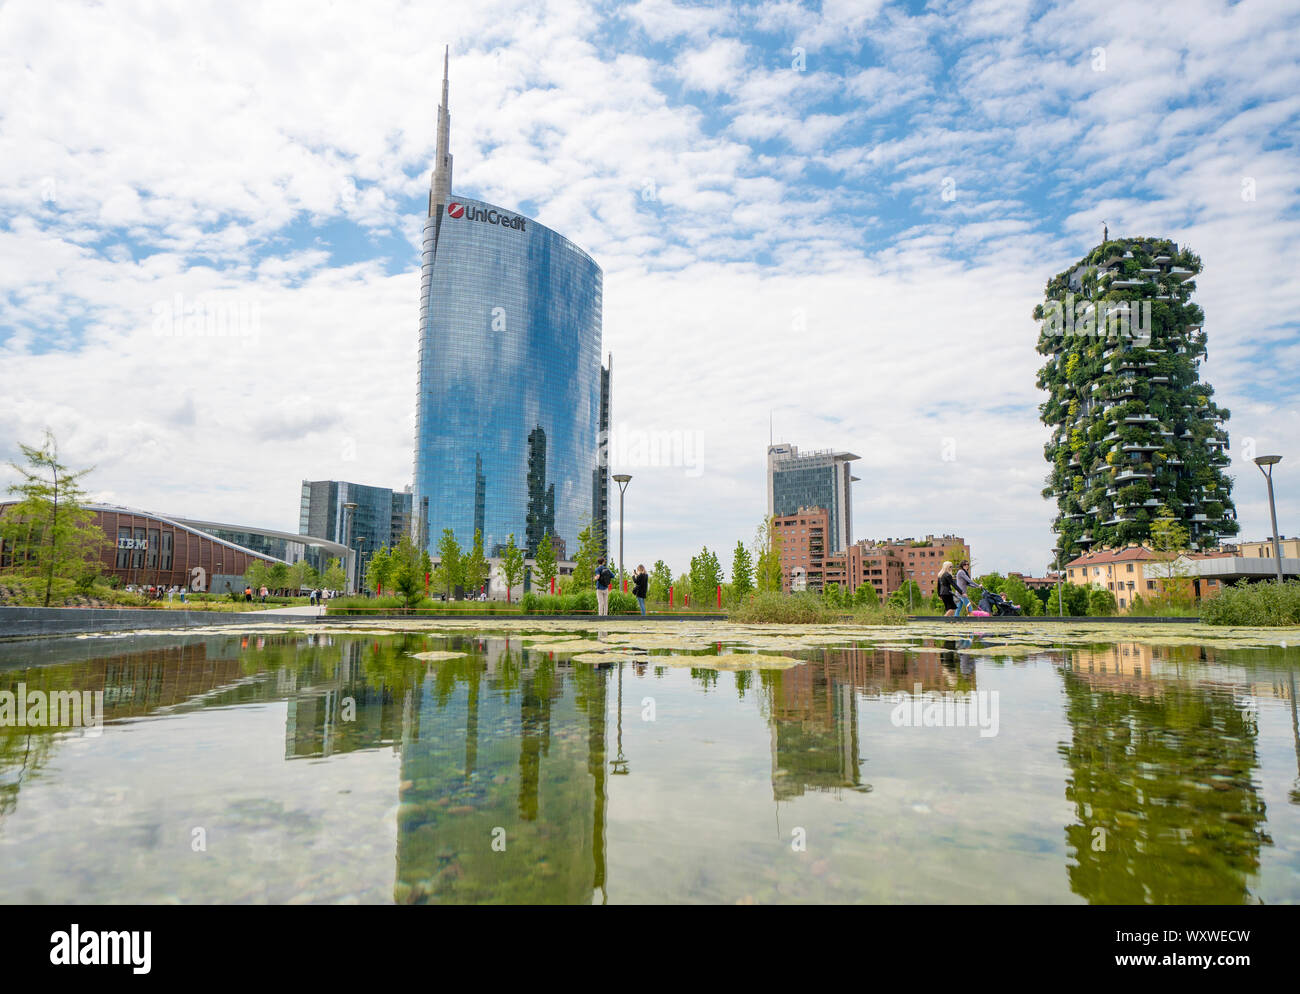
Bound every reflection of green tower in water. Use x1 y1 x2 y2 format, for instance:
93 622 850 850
1059 672 1271 904
395 645 608 904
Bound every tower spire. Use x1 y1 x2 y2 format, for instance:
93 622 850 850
429 45 453 216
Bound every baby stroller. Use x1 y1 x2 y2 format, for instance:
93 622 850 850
978 588 1023 616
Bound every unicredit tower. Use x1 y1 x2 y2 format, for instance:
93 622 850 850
414 51 608 566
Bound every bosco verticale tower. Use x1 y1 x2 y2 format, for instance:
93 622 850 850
1034 236 1238 558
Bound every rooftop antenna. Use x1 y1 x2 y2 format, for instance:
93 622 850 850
769 410 773 447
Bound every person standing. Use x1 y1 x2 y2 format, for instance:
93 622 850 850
259 584 268 603
632 564 649 617
594 557 614 616
937 561 957 617
954 561 974 617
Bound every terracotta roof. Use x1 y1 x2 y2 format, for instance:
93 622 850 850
1065 546 1160 567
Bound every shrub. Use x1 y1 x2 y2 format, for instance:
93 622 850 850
730 591 828 624
1201 580 1300 627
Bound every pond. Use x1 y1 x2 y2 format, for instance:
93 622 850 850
1 622 1298 904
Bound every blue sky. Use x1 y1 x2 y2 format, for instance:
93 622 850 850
2 0 1298 576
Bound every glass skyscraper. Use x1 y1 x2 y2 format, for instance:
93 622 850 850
414 51 606 562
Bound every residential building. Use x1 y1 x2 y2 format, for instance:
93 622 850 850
773 506 828 592
1238 536 1300 559
1036 236 1238 559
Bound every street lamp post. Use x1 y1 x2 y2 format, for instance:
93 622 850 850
613 474 632 593
1052 546 1064 618
1255 455 1285 585
342 502 358 594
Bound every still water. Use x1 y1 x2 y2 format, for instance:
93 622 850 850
2 629 1298 904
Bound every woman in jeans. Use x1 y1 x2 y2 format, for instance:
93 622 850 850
632 564 649 616
937 561 957 616
954 561 974 617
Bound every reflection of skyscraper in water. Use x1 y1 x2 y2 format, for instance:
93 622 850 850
395 653 609 904
525 425 555 557
763 661 867 799
1058 664 1270 904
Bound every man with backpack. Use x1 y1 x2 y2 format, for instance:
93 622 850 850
594 557 614 616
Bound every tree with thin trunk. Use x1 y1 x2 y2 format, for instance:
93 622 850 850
532 532 558 593
501 533 525 603
1 430 105 606
463 529 489 598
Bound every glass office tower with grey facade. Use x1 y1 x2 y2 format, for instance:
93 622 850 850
414 52 607 563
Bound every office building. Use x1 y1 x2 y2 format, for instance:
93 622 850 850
766 443 859 554
413 51 606 564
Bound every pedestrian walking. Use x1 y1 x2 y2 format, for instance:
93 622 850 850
937 561 958 617
259 585 268 603
632 564 649 617
954 561 974 617
594 557 614 616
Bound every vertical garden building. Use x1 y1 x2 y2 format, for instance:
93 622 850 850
413 52 607 563
1035 237 1237 557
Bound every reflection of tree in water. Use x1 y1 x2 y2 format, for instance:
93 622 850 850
1059 671 1271 904
760 658 868 800
395 648 609 904
0 729 55 820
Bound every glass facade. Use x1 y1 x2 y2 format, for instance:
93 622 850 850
299 480 413 579
415 196 603 560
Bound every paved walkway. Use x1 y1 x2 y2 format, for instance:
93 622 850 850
249 605 324 617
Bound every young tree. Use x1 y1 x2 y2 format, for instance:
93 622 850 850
463 529 489 598
689 546 723 605
887 579 924 612
853 581 880 607
651 559 672 591
323 557 347 593
268 561 291 594
823 581 846 609
753 515 783 592
500 533 526 602
532 532 558 593
433 528 463 598
1087 586 1118 616
571 520 600 593
731 540 754 598
390 536 426 610
1149 505 1194 606
366 546 395 594
244 559 270 595
0 430 106 606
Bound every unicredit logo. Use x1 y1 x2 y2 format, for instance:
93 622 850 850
445 201 525 231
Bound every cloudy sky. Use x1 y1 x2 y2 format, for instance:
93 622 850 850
2 0 1298 577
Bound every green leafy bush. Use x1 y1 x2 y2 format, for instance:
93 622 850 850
729 591 904 625
1200 581 1300 627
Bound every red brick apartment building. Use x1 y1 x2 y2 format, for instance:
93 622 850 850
774 514 966 600
773 506 828 591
